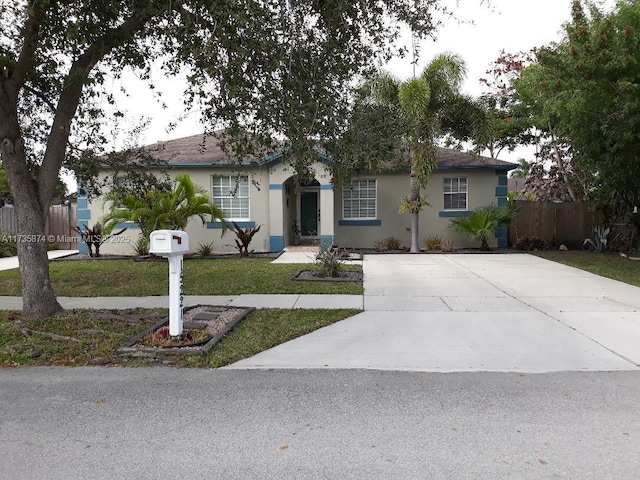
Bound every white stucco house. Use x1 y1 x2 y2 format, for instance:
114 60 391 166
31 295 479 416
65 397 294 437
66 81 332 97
77 133 516 254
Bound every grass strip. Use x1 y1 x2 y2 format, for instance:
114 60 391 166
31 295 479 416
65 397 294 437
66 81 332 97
0 257 363 296
0 308 359 368
533 250 640 287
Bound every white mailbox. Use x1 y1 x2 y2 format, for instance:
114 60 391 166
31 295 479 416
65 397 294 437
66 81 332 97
149 230 189 337
149 230 189 255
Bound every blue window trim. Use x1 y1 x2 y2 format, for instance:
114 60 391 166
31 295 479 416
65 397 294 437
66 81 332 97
207 221 255 229
115 222 138 229
439 210 472 218
338 219 382 226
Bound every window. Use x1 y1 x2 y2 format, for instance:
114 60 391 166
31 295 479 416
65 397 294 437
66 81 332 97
443 177 468 210
211 175 249 220
343 179 376 219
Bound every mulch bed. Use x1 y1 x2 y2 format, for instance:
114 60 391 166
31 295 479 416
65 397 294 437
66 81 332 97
116 305 254 357
292 270 363 282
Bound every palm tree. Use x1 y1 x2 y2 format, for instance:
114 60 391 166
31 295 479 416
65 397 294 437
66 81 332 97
102 174 225 253
449 203 518 251
361 53 486 252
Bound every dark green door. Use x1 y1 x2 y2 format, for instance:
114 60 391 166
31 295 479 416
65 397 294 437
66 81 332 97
300 191 318 236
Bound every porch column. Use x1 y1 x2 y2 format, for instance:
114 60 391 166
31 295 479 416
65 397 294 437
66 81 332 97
268 184 285 251
319 185 334 247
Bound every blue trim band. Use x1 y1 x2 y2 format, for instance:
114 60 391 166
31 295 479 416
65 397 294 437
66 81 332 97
269 184 283 190
494 227 508 238
116 222 138 229
270 236 284 251
439 210 472 218
207 221 255 229
338 219 382 226
495 227 509 248
495 186 508 197
319 235 335 248
77 198 88 209
320 185 333 190
77 209 91 220
497 197 508 207
497 176 508 186
437 165 516 171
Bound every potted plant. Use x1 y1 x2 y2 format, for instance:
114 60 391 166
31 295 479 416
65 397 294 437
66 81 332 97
291 221 301 246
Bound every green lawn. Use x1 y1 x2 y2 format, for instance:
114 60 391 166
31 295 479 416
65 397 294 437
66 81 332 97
0 308 359 368
0 257 363 296
533 250 640 287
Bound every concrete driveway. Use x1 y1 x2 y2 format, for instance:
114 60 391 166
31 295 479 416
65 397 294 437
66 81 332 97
228 254 640 372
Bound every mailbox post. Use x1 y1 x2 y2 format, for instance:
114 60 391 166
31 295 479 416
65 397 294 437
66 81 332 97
149 230 189 337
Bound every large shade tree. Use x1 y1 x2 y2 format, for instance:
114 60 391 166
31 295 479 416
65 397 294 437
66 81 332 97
331 53 486 252
510 0 640 213
0 0 462 319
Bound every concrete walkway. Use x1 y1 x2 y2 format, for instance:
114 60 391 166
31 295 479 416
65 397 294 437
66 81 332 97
0 249 78 271
228 254 640 372
0 294 363 310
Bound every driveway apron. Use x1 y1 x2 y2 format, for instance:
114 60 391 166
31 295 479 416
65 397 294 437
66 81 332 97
227 254 640 372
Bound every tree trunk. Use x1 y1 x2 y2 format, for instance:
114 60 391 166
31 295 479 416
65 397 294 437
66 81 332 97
0 138 63 319
409 169 420 253
549 127 578 202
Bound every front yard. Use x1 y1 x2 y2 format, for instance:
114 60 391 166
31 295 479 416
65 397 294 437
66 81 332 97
0 308 359 368
533 250 640 287
0 256 363 368
0 257 363 296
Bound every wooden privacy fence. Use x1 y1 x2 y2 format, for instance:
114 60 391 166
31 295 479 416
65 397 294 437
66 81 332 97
509 201 604 249
0 204 78 249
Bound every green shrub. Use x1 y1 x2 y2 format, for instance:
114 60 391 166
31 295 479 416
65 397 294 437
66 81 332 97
374 237 403 251
315 246 344 277
441 239 456 252
133 236 149 256
0 231 17 258
386 237 402 250
423 235 443 250
449 204 518 251
196 241 215 256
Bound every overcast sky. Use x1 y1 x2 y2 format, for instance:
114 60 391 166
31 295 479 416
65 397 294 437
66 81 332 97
69 0 616 191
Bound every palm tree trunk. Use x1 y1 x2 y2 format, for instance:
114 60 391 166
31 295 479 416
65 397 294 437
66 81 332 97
409 169 420 253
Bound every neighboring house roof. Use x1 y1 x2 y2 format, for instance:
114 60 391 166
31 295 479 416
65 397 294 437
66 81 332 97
134 133 517 171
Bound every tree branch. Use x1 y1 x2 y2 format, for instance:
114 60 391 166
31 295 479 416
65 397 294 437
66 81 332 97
5 2 47 99
37 5 164 210
22 84 56 112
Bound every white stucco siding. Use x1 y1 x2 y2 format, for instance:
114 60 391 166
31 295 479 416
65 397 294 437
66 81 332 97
334 169 504 250
85 167 271 255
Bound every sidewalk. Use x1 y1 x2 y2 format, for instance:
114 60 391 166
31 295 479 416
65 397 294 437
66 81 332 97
0 294 363 310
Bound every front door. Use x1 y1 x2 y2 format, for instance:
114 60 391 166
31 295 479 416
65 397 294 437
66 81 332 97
300 191 318 237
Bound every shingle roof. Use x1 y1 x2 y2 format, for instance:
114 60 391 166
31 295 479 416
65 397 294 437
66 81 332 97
138 133 516 170
434 147 516 169
141 133 262 166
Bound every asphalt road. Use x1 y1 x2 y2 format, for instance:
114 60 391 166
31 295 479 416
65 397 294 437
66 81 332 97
1 367 639 479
